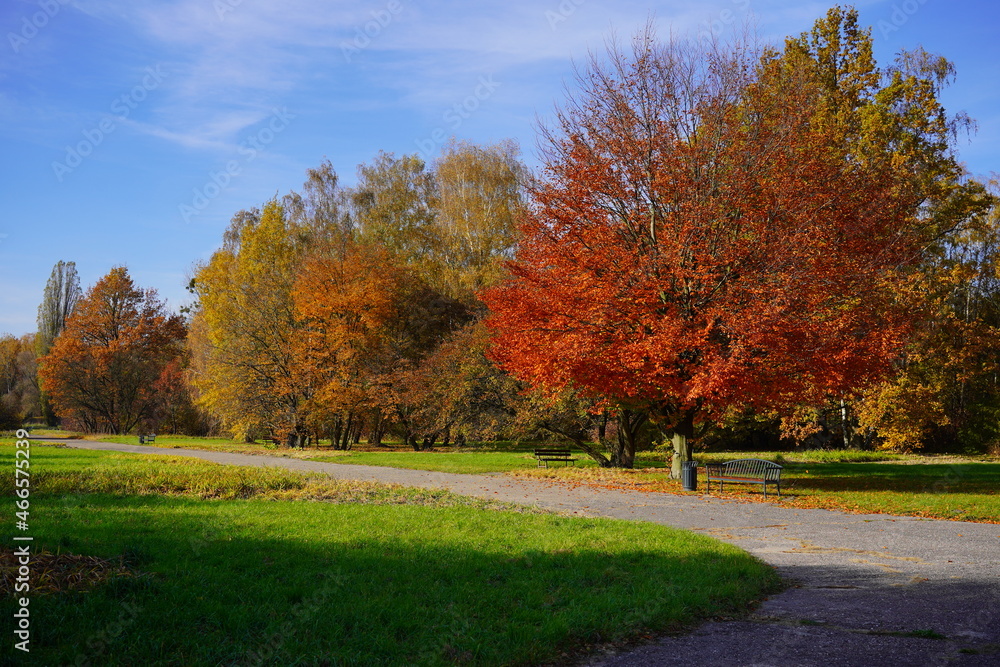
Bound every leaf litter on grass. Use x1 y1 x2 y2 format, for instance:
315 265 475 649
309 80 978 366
0 549 148 595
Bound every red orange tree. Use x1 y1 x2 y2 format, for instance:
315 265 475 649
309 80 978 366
485 14 968 471
38 267 185 434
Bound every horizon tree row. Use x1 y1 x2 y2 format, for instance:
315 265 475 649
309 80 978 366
485 8 998 472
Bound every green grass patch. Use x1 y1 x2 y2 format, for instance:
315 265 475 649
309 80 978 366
0 445 780 666
22 436 999 522
307 449 582 474
515 450 1000 523
0 444 545 512
773 459 1000 522
698 450 907 464
55 434 597 474
80 433 273 452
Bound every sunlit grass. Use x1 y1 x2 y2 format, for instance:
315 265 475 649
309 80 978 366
0 444 540 512
308 449 568 474
14 435 998 522
513 450 1000 523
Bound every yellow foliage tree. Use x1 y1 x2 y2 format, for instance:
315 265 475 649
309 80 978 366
431 138 527 301
190 200 313 445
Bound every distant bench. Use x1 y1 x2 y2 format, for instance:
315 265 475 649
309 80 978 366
138 434 156 444
534 448 577 468
705 458 783 498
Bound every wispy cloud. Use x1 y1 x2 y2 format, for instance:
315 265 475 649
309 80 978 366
54 0 803 155
121 118 233 152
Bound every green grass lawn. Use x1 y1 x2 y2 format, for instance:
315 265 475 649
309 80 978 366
516 450 1000 523
21 432 1000 522
39 432 592 473
79 433 275 453
772 459 1000 522
307 449 562 474
0 444 780 666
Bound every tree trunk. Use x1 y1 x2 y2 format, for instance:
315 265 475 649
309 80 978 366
841 398 854 449
669 409 695 479
340 412 354 451
606 409 647 468
371 415 386 446
331 414 344 451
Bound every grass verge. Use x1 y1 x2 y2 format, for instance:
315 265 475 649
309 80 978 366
0 445 780 666
307 450 551 474
25 435 999 522
514 451 1000 523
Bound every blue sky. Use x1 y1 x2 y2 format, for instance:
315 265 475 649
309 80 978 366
1 0 997 336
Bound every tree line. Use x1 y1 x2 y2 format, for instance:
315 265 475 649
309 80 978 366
8 8 999 468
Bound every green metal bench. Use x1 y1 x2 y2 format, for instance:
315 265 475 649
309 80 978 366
705 458 783 498
534 448 577 468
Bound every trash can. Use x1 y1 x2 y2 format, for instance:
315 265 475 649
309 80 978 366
682 460 698 492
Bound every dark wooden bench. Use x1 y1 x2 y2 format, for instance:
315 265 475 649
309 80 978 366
138 434 156 444
705 458 783 498
534 448 577 468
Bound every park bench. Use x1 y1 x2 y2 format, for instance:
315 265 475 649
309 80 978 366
138 434 156 444
534 448 577 468
705 458 783 498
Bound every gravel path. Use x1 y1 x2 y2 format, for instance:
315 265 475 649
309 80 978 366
51 439 1000 666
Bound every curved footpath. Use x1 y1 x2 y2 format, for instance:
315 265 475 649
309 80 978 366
46 439 1000 665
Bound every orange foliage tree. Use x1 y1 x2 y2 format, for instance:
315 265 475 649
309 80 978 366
191 200 332 446
484 17 961 471
293 242 470 450
38 267 185 434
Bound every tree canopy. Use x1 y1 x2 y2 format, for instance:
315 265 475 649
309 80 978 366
483 10 987 469
38 267 185 434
